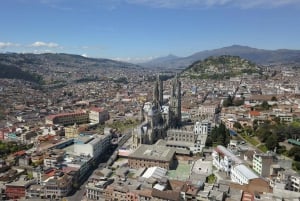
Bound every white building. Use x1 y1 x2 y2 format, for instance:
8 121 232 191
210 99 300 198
89 108 109 124
212 145 243 173
74 134 112 158
291 175 300 192
194 120 211 135
231 164 259 185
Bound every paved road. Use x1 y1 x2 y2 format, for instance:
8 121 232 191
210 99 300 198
65 179 88 201
64 132 132 201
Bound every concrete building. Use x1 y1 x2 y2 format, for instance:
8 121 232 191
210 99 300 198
290 175 300 192
42 172 72 199
45 111 89 125
88 107 109 124
231 164 259 185
5 175 36 200
212 145 243 173
194 120 211 135
43 149 65 168
73 133 112 158
253 152 276 177
198 102 219 120
86 179 114 200
64 124 80 139
128 144 175 170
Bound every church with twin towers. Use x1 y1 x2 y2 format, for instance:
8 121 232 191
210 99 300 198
131 74 182 149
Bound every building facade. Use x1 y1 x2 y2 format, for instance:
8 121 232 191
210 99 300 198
89 107 110 124
253 152 276 177
45 111 89 125
230 164 259 185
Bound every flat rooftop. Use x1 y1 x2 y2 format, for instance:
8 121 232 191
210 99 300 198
128 144 175 162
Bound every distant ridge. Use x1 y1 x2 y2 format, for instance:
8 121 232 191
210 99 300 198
141 45 300 69
0 52 141 83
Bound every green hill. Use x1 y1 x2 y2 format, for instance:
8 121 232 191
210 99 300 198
182 55 260 79
0 63 43 84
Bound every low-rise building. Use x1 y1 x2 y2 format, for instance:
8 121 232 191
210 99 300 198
42 171 72 199
45 111 89 125
231 164 259 185
5 175 36 200
128 144 175 170
89 107 109 124
212 145 243 173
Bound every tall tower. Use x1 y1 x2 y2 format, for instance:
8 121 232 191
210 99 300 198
169 74 181 128
153 74 163 109
158 74 163 106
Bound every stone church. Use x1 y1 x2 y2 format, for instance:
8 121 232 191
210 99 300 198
131 74 181 149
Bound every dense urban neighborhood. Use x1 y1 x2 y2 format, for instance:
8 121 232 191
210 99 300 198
0 53 300 201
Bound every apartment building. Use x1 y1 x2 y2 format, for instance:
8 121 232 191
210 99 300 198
253 152 276 177
88 107 109 124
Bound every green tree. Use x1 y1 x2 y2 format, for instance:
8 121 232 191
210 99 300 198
223 95 233 107
233 122 242 130
271 96 277 101
261 100 270 110
265 134 278 151
288 146 300 159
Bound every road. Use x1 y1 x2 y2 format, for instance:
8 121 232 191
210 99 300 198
64 132 131 201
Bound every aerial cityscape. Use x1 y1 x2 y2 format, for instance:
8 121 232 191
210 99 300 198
1 1 300 201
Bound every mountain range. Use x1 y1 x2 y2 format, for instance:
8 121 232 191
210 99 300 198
141 45 300 69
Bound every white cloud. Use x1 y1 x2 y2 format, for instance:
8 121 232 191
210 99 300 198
33 49 55 54
0 42 19 49
125 0 300 8
30 41 59 48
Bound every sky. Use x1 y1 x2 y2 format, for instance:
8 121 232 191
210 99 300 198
0 0 300 63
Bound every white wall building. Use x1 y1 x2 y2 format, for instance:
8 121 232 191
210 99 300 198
74 134 112 158
89 108 109 124
231 164 259 185
212 145 243 173
194 120 211 135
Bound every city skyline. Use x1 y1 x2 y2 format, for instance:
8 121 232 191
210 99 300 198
1 0 300 62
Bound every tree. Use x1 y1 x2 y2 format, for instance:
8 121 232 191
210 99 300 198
210 123 231 147
261 100 270 110
223 95 233 107
288 146 300 159
271 96 277 101
265 134 278 151
233 122 242 130
205 136 213 147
